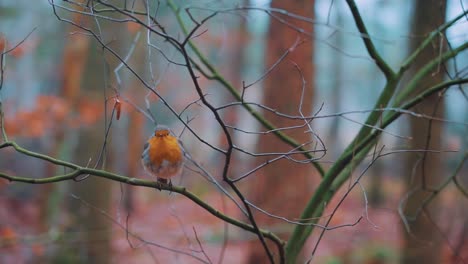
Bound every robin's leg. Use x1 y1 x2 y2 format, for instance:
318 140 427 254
157 178 168 184
156 177 167 191
168 179 174 194
156 178 173 193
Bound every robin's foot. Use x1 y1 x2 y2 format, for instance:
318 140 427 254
156 178 173 192
155 178 167 191
157 178 168 184
168 180 173 194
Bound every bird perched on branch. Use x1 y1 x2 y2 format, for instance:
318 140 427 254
141 125 184 185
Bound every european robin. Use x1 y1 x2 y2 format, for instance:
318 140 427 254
141 125 184 185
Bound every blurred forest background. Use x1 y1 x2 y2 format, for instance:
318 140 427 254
0 0 467 263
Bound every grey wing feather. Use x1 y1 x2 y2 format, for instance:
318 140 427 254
178 139 189 161
142 142 149 159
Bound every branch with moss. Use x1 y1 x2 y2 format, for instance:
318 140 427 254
310 78 468 232
285 2 468 260
398 9 468 76
286 74 467 262
345 0 396 79
394 41 468 106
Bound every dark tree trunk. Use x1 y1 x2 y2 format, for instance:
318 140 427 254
248 0 315 262
402 1 446 263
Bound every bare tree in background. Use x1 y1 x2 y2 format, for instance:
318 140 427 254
401 1 446 263
248 0 316 262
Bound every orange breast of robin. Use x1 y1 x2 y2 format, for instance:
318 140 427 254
147 134 183 167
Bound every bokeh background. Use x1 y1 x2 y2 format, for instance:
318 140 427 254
0 0 467 263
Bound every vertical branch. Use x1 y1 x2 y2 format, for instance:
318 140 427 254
345 0 395 79
0 52 7 142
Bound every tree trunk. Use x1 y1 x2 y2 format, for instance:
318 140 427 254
247 0 315 262
53 9 112 263
67 49 112 264
402 1 446 263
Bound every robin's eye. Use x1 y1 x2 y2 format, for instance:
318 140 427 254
155 130 169 137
